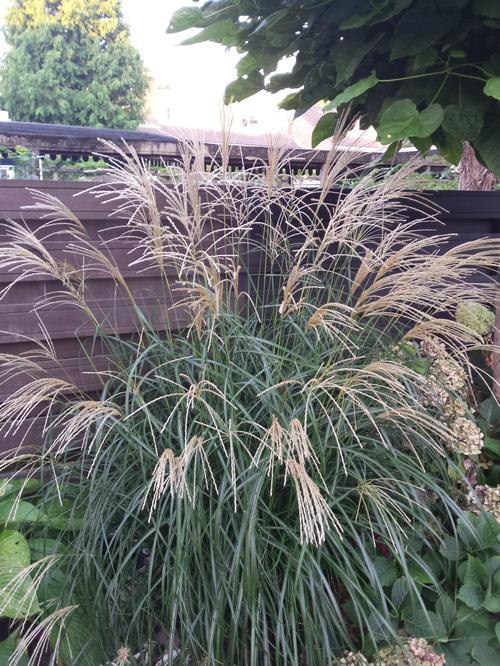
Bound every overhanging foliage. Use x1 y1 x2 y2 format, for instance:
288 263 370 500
169 0 500 173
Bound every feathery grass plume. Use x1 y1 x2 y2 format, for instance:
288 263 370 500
1 131 500 664
143 447 187 518
286 458 342 546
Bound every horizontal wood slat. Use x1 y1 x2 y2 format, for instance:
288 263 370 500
1 181 499 456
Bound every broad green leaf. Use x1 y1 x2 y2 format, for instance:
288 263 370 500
50 605 105 666
366 612 398 641
40 497 82 531
167 7 203 33
181 20 241 46
478 397 500 428
373 555 398 587
471 644 500 666
440 535 462 561
237 52 278 77
0 479 40 499
224 73 264 104
311 113 337 148
404 609 448 641
278 91 302 111
253 8 290 35
341 0 412 30
433 131 464 165
391 3 458 60
484 436 500 457
332 32 384 85
391 577 409 607
483 592 500 612
443 643 474 666
381 140 403 160
475 126 500 176
457 583 484 610
414 47 438 70
408 560 435 585
0 634 29 666
464 556 490 588
436 594 456 628
496 622 500 644
377 99 443 143
0 530 40 618
484 77 500 100
0 499 46 528
29 537 65 561
327 72 379 109
475 0 500 19
0 530 30 566
411 136 433 154
443 105 483 140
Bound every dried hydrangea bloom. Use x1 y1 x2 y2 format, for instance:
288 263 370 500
451 416 484 456
470 485 500 522
334 652 372 665
430 358 468 393
115 646 131 666
441 397 468 419
378 638 445 665
420 337 447 360
456 301 495 338
422 379 451 412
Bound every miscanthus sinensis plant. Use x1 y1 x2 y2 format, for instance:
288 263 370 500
1 128 499 665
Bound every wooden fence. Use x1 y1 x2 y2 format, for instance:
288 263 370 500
0 181 499 454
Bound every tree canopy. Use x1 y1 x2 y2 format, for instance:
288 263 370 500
0 0 149 129
168 0 500 174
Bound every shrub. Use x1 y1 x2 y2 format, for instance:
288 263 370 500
0 136 499 664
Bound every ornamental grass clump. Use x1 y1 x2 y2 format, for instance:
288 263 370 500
1 131 500 665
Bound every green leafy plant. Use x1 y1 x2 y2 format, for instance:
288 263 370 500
169 0 500 174
0 477 102 665
0 136 499 664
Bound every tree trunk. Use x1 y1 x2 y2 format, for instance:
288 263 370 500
458 143 500 400
459 141 498 191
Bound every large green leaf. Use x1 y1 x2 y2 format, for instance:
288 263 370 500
404 609 448 641
0 479 40 499
377 99 443 143
475 0 500 19
391 1 458 60
483 592 500 613
224 73 265 104
471 644 500 666
0 634 29 666
475 126 500 176
167 7 203 33
341 0 412 30
483 436 500 457
0 530 40 618
311 113 337 148
442 105 483 141
457 583 485 610
0 499 46 528
0 530 30 566
181 19 241 46
484 77 500 100
326 72 379 110
463 556 490 588
332 32 384 85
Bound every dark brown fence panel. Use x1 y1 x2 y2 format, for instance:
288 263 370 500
1 181 499 455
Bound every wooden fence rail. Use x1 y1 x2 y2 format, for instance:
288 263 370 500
0 181 499 454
